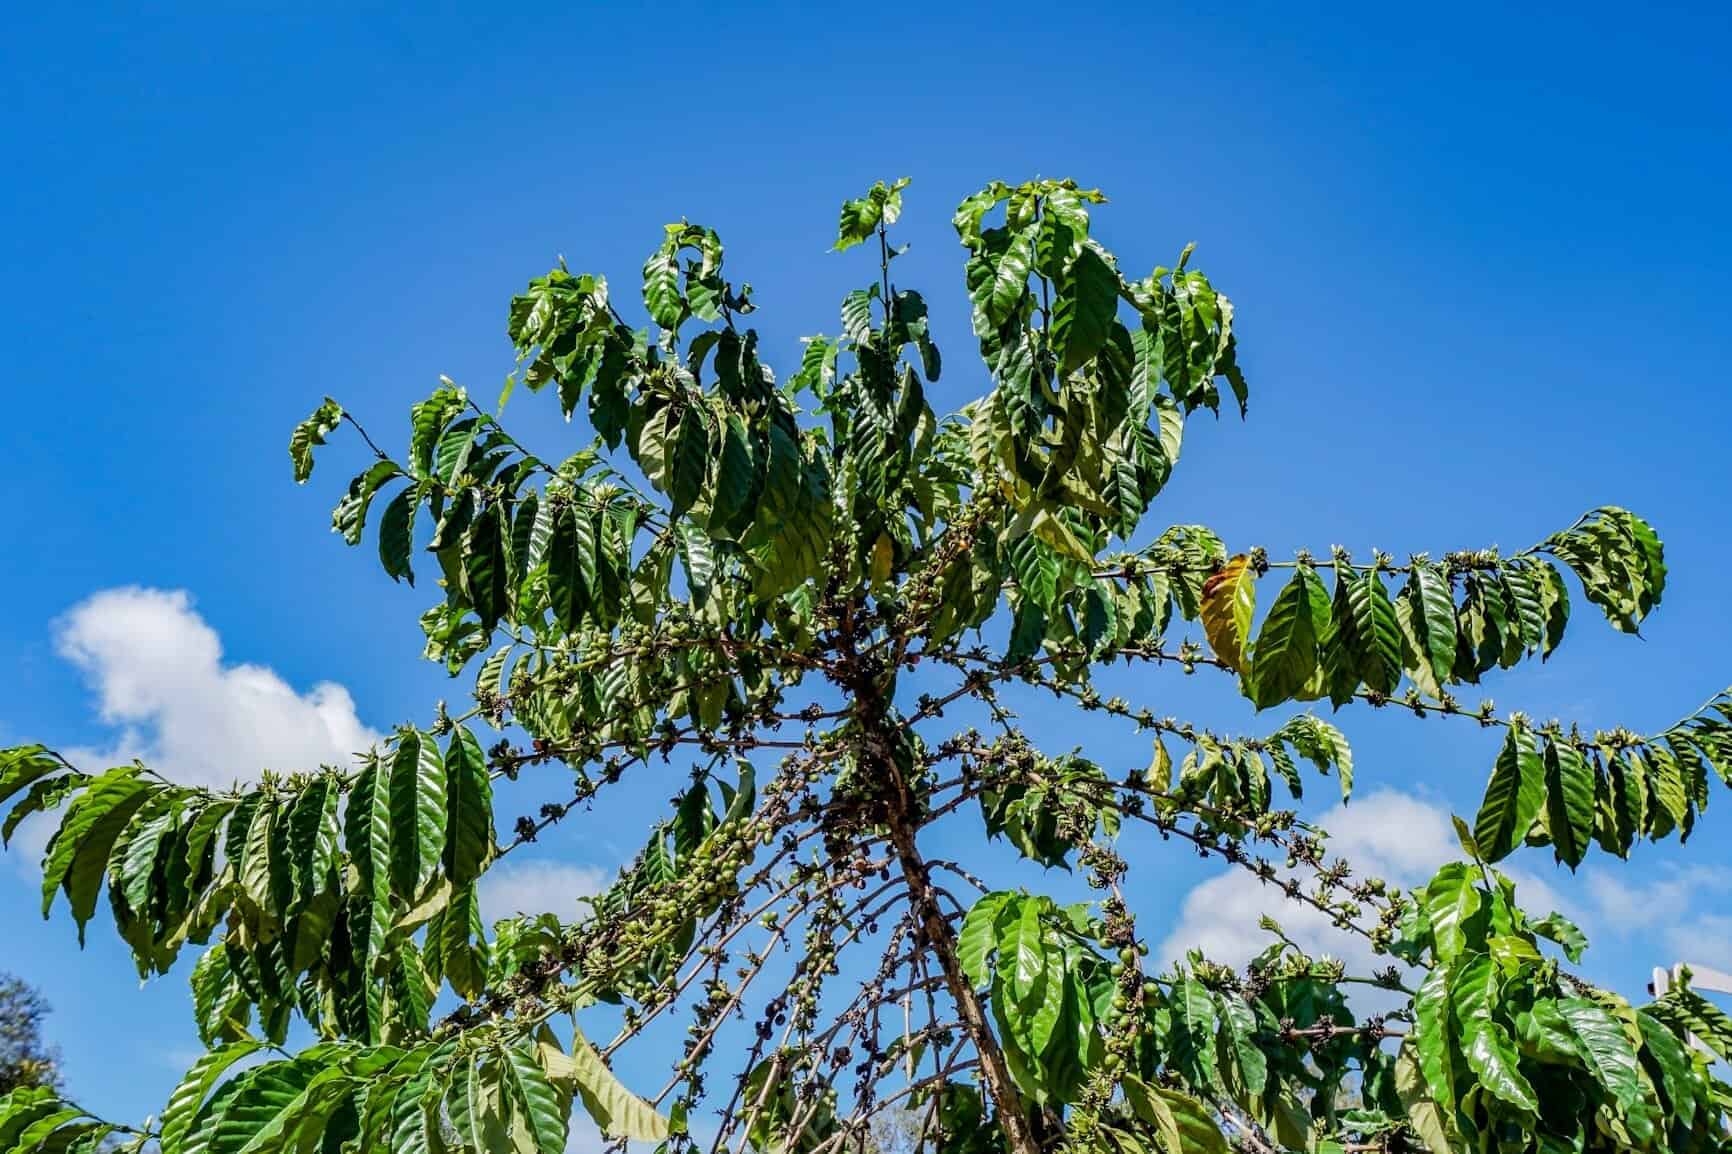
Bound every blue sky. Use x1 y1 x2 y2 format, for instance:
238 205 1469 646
3 1 1731 1138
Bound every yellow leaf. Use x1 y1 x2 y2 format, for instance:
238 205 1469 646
1147 735 1173 792
1201 554 1256 671
870 533 895 584
1028 508 1095 564
542 1025 671 1142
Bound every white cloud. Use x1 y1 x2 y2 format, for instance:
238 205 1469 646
1584 865 1732 934
1582 867 1732 973
1157 790 1460 975
14 587 620 925
53 587 381 787
8 587 383 872
1156 789 1584 982
1154 778 1732 1007
1665 913 1732 967
478 859 608 926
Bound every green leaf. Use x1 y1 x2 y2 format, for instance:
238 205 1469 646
668 405 707 520
193 1059 320 1154
1534 559 1570 657
546 503 596 631
1423 862 1481 963
117 793 179 915
1347 567 1403 695
1473 724 1545 862
1051 244 1119 375
1394 1039 1456 1154
159 1042 263 1154
1023 943 1065 1056
1412 968 1456 1110
9 1106 92 1153
439 883 488 1000
1451 951 1498 1027
1007 602 1046 665
1462 1020 1538 1114
408 386 464 479
959 893 1013 989
1123 1078 1228 1154
345 759 393 908
642 246 682 331
41 768 153 940
1402 563 1457 694
446 1057 510 1153
376 485 417 585
1501 562 1546 657
331 462 401 546
1544 739 1595 870
387 1044 455 1154
442 726 493 887
500 1040 568 1154
235 1066 352 1154
1005 898 1045 1002
1249 565 1330 709
0 1090 73 1152
1216 991 1267 1095
433 418 480 487
953 181 1010 249
1636 1010 1697 1127
289 399 343 484
388 730 447 903
286 777 339 910
0 746 65 811
463 502 509 631
238 796 280 921
1557 997 1641 1108
834 180 907 252
835 198 880 252
1530 911 1588 962
709 412 758 538
978 227 1034 327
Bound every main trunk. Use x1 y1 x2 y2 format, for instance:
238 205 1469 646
834 620 1041 1154
882 805 1042 1154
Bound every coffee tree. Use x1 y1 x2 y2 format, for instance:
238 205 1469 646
4 177 1731 1154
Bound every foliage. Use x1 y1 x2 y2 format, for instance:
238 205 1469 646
0 975 60 1098
2 176 1728 1154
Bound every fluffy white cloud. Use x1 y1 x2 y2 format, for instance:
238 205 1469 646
9 587 383 872
1583 867 1732 975
1584 865 1732 934
477 859 609 926
1154 783 1732 997
53 587 381 787
1156 790 1461 976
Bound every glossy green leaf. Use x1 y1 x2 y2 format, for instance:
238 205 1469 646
1474 724 1544 861
1051 244 1119 375
500 1041 568 1154
1462 1020 1538 1114
1557 997 1641 1109
441 726 492 887
289 399 344 484
40 768 153 940
388 730 447 903
1423 862 1481 963
1544 739 1595 869
1248 564 1330 709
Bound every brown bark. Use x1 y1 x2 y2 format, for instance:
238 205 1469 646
882 806 1042 1154
832 596 1040 1154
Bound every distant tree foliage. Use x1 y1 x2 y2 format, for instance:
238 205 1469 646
2 176 1728 1154
0 974 60 1097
